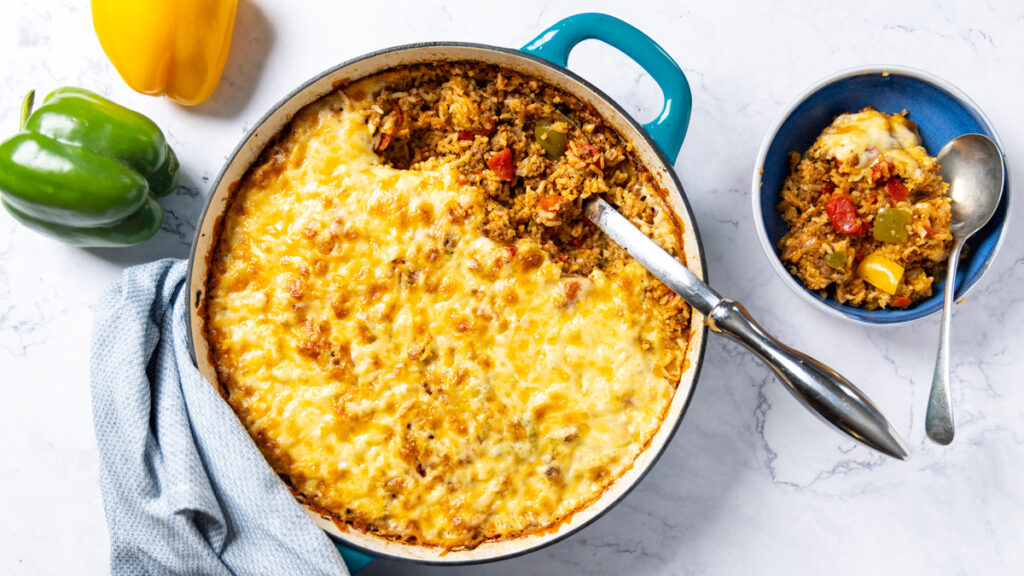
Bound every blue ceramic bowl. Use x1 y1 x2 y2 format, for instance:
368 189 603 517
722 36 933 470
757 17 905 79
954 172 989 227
752 66 1010 325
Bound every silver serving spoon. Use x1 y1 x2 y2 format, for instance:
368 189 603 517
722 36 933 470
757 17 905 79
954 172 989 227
584 198 910 460
925 134 1005 445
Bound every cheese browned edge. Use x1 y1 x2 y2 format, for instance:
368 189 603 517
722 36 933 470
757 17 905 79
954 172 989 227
203 64 692 550
812 108 933 177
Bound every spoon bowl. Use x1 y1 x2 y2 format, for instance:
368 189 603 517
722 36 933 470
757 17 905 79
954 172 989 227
926 133 1005 445
942 135 1005 238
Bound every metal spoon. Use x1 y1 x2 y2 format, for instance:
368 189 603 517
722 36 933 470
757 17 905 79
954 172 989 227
925 134 1005 445
584 198 910 460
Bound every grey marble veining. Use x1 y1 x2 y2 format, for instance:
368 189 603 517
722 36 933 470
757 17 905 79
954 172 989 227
1 0 1022 574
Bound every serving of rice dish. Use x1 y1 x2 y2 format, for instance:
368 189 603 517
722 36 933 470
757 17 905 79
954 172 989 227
776 107 953 309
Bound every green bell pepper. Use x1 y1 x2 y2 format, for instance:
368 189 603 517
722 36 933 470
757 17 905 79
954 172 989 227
534 120 568 161
825 250 848 271
873 207 912 243
0 87 179 247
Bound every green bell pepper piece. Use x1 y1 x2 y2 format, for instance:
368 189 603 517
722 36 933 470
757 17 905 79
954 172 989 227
534 120 568 161
873 207 912 243
826 250 848 270
0 87 178 247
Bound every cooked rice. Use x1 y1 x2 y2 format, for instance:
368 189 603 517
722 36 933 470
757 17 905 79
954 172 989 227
361 63 690 339
776 107 953 309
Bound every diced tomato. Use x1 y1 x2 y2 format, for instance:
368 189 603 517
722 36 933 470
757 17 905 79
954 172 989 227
576 141 604 170
538 195 562 212
457 130 474 141
822 181 836 195
892 296 912 308
884 177 909 202
855 250 865 263
871 157 895 183
487 148 515 180
373 106 404 152
923 224 936 236
824 193 867 235
374 132 393 153
482 117 498 136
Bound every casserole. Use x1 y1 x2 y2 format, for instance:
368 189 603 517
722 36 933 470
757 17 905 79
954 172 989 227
187 13 708 564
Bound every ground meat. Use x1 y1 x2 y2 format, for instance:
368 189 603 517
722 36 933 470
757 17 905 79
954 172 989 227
357 63 667 276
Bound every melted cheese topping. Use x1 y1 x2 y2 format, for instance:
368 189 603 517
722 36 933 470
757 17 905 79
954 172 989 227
206 92 683 548
814 108 930 176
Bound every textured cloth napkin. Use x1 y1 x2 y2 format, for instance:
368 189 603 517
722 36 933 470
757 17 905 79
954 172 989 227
90 258 370 575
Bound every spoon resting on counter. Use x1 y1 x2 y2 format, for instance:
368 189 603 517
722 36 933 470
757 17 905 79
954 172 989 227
925 134 1005 445
584 197 910 460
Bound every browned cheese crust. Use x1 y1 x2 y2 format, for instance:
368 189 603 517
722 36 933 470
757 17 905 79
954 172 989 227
205 63 691 549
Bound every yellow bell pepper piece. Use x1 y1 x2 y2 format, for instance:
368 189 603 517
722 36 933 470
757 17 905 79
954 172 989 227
857 252 904 295
91 0 239 106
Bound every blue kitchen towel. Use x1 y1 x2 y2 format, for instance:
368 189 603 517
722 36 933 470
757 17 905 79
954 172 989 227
90 258 372 575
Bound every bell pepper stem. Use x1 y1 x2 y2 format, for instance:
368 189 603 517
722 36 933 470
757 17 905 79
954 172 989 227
20 90 35 131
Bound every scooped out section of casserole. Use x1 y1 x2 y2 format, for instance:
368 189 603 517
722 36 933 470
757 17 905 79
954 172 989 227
205 64 691 549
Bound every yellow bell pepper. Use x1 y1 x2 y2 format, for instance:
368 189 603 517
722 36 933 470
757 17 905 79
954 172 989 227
91 0 239 106
857 252 904 295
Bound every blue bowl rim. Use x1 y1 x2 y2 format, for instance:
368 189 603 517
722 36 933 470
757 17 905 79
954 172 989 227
751 64 1011 326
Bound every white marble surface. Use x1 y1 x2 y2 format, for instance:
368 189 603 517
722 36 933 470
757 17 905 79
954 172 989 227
2 0 1022 574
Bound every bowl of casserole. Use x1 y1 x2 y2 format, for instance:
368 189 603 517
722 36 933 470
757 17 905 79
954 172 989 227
187 13 711 565
752 66 1010 324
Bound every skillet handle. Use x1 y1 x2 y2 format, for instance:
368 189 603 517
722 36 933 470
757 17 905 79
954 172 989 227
336 542 375 573
521 12 692 163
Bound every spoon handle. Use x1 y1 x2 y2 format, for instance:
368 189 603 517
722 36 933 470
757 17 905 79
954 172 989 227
926 239 965 445
584 197 910 460
708 299 910 460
